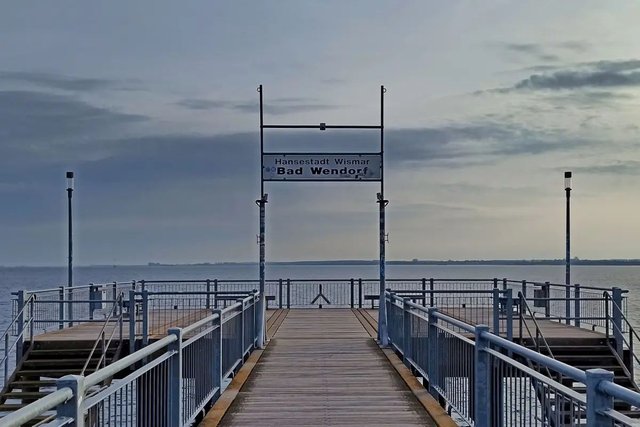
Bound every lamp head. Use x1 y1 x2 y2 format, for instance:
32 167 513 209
564 171 572 190
66 171 74 190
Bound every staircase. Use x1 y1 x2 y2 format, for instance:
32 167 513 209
526 337 640 419
0 340 121 424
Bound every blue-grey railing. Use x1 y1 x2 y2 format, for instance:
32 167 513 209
3 278 631 389
386 291 640 427
0 292 259 427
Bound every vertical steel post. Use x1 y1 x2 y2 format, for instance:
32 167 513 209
206 279 211 309
377 85 388 346
474 325 491 427
286 279 291 309
506 289 513 342
256 84 267 349
129 290 136 354
58 286 65 330
279 279 284 309
56 375 85 427
67 172 74 327
142 290 149 347
167 328 183 427
402 298 412 367
565 171 572 288
212 309 222 398
544 281 551 318
350 278 354 309
492 288 500 335
16 290 25 366
358 279 363 309
575 284 581 327
565 284 572 325
421 278 426 306
429 278 435 307
585 369 613 427
521 280 527 299
238 299 245 359
426 307 438 398
502 278 507 291
612 287 624 357
214 279 219 309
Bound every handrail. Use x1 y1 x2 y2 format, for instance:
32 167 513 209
517 292 556 360
80 292 124 376
1 294 36 384
604 292 640 391
0 387 73 427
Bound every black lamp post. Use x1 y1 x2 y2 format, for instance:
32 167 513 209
564 171 572 286
66 171 74 324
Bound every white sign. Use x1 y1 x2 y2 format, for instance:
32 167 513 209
263 153 382 181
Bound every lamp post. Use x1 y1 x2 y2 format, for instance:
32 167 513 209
66 171 74 325
564 171 572 287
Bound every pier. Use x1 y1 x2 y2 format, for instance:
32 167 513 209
1 278 640 426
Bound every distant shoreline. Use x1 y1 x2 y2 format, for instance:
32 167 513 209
146 259 640 267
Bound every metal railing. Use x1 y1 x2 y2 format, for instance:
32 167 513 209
386 291 640 427
81 292 125 376
0 292 259 427
0 294 35 386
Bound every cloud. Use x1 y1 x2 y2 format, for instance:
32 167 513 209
0 71 140 92
501 43 560 62
0 90 147 146
175 97 338 114
514 70 640 90
569 161 640 175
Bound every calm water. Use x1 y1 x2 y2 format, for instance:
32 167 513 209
2 264 640 329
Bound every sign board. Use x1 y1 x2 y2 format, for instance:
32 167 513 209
262 153 382 181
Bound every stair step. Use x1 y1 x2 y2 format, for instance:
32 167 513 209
1 391 49 399
15 368 94 377
0 403 27 411
23 358 104 367
10 380 56 387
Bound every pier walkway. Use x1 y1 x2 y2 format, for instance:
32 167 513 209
218 309 436 426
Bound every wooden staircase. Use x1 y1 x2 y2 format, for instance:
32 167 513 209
0 340 121 424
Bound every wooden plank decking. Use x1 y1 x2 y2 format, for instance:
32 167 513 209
220 309 435 426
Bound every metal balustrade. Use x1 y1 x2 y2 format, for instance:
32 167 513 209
385 291 640 427
0 292 259 427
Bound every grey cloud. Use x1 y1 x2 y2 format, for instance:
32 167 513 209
569 161 640 175
557 41 591 53
501 43 560 62
514 70 640 90
175 97 338 114
0 71 140 92
0 90 147 145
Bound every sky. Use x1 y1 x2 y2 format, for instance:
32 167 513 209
1 1 639 266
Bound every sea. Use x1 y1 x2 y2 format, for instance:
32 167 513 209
2 263 640 330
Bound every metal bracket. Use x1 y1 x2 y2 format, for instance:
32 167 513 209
311 284 331 308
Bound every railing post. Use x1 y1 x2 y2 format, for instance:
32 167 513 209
142 290 149 347
565 284 571 325
238 299 245 359
140 279 145 291
421 278 426 306
429 278 434 307
474 325 491 427
544 282 551 318
502 278 507 291
58 286 65 330
279 279 284 309
426 308 438 399
212 309 222 398
210 279 217 309
521 280 527 299
493 278 498 289
358 279 363 309
167 328 183 427
129 290 136 354
350 278 355 309
506 289 513 342
15 290 25 366
206 279 211 309
574 284 581 327
112 281 117 303
492 288 500 335
402 298 412 367
612 287 624 357
286 279 291 309
585 368 614 427
89 283 100 321
56 375 85 427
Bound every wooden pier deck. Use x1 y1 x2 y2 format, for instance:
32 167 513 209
219 309 437 426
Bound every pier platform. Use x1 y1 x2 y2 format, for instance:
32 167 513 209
215 309 439 426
